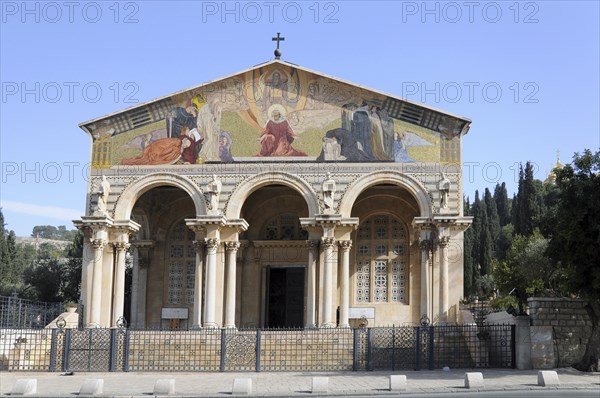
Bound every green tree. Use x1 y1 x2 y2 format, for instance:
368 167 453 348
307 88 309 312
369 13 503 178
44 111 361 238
549 149 600 371
494 183 511 226
62 231 83 303
484 188 501 259
513 162 540 236
492 231 558 312
463 197 475 298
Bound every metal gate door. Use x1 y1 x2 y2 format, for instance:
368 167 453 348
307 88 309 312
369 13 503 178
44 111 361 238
65 329 112 371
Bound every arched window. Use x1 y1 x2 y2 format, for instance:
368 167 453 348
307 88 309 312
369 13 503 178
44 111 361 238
262 213 308 240
355 214 408 303
166 219 196 306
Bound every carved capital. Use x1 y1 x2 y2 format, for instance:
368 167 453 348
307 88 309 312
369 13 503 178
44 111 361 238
438 236 450 248
90 239 106 250
225 241 241 252
305 239 319 250
419 238 432 252
204 238 220 252
321 237 335 247
338 240 352 252
192 240 204 253
114 242 130 252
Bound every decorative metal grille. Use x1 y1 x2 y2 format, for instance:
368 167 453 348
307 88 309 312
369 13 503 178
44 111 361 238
126 330 222 371
0 295 64 329
1 325 515 372
224 330 256 371
262 213 308 240
66 329 112 372
259 329 354 371
354 215 408 303
355 260 370 303
167 220 195 306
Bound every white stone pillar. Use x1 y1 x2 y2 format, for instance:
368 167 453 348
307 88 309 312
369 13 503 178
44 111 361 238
192 240 204 329
321 237 336 327
89 239 106 327
203 238 220 328
420 237 432 322
439 236 450 321
112 242 130 327
224 241 240 328
130 247 139 327
305 240 318 328
338 240 352 328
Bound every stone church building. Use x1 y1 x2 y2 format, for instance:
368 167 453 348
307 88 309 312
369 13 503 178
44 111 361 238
75 57 472 329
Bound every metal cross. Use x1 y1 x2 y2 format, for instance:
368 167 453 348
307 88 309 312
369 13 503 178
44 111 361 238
272 32 285 59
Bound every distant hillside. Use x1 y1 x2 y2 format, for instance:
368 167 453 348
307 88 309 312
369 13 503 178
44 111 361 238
16 236 71 249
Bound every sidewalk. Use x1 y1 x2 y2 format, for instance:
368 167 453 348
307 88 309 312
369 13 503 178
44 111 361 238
1 368 599 397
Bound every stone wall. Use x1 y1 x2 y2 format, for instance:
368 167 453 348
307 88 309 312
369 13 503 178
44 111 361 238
527 297 592 368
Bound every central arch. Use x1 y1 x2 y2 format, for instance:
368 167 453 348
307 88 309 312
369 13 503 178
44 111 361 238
225 171 319 219
339 171 432 218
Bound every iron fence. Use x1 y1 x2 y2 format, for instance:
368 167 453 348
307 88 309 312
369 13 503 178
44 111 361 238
0 295 65 329
0 323 515 372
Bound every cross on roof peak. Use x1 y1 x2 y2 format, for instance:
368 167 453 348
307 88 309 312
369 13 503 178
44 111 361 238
272 33 285 60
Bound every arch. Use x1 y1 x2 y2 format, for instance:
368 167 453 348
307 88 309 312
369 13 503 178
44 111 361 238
339 171 432 218
113 173 205 220
226 172 319 219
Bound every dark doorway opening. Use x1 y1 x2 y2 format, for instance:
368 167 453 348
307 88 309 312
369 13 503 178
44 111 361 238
267 267 305 328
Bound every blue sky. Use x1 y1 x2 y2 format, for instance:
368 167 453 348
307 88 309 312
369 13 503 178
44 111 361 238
1 0 599 236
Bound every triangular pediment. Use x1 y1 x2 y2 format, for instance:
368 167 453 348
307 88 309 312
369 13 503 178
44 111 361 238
82 60 471 167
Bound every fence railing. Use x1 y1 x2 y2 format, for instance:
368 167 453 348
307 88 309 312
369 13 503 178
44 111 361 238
0 295 65 329
1 324 515 372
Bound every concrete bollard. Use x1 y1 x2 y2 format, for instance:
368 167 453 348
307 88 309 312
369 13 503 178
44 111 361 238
464 372 484 389
232 378 252 395
312 377 329 393
79 379 104 396
538 370 560 387
389 375 407 391
153 379 176 395
10 379 37 396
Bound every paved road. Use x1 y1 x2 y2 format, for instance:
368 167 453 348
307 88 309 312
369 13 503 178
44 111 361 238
1 367 599 397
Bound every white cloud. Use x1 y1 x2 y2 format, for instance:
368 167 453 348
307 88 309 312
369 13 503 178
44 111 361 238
1 200 81 221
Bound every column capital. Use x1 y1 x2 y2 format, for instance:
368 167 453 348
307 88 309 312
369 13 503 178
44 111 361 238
419 238 432 252
321 236 335 247
306 239 319 250
90 239 106 249
205 238 220 252
193 240 205 252
338 240 352 251
225 241 241 252
113 242 130 252
438 236 450 247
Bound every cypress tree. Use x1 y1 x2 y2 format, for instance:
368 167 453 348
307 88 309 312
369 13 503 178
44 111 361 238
463 197 474 298
494 182 511 226
484 187 501 259
515 162 540 236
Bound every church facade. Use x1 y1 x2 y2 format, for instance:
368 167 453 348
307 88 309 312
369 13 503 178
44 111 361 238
75 59 472 329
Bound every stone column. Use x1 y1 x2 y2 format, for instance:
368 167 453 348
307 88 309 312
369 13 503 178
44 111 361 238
191 240 204 329
89 238 106 327
338 240 352 328
438 236 450 321
305 240 318 328
112 242 130 327
419 237 432 321
133 242 153 328
203 238 220 328
321 237 336 327
224 241 240 329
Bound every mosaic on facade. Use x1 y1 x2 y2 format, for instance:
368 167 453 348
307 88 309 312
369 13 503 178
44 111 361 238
85 63 464 167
